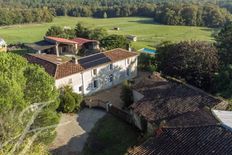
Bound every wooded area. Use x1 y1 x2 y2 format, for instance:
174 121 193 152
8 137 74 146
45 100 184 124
0 0 231 27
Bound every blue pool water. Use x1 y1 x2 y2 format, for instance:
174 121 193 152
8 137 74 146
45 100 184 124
140 48 157 54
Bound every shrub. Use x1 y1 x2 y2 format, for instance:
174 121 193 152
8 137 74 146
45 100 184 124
120 81 134 108
58 86 84 113
71 92 83 111
60 92 76 113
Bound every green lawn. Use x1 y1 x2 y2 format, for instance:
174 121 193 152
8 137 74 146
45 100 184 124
82 114 140 155
0 16 215 50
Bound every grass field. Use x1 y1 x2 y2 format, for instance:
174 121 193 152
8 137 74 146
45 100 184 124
0 16 215 50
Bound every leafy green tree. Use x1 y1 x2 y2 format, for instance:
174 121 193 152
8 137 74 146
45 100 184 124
156 41 219 90
89 28 108 40
75 23 90 38
100 34 129 50
120 81 134 107
46 26 64 37
216 22 232 66
138 53 157 72
0 53 60 154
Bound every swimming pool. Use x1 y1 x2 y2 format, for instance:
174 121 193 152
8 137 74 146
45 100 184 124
139 48 157 54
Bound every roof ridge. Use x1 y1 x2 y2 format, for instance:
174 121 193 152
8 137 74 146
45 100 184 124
27 54 59 65
164 75 227 106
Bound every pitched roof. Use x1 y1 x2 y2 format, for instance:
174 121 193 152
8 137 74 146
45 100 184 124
129 126 232 155
45 36 77 44
131 73 226 124
25 54 84 79
26 48 138 79
71 38 98 45
104 48 138 62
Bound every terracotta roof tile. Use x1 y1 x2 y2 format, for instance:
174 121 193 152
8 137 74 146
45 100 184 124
46 36 77 44
71 38 98 45
25 54 84 79
26 48 137 79
104 48 138 62
55 62 84 79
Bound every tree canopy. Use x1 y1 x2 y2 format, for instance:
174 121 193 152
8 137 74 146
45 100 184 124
0 53 60 154
156 41 219 90
216 22 232 66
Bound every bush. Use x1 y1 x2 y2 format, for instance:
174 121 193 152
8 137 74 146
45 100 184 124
58 86 84 113
138 53 157 72
120 81 134 108
71 92 83 111
60 92 76 113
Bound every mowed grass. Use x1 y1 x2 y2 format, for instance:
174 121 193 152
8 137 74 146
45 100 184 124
0 16 215 50
83 114 140 155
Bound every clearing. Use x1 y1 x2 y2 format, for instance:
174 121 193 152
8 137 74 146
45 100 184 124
0 17 214 50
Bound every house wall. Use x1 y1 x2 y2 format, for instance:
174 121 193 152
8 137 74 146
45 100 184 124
55 55 138 95
82 55 138 95
55 73 83 94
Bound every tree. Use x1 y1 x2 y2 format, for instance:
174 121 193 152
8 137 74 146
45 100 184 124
216 22 232 66
89 27 108 40
156 41 219 90
0 53 60 154
100 34 129 50
75 23 90 38
120 80 134 108
46 26 63 37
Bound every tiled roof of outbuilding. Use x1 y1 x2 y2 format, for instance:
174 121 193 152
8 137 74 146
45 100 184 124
131 73 227 124
129 125 232 155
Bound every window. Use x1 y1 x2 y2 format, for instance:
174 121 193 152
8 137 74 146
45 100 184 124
93 80 98 89
68 79 72 84
109 74 113 82
79 86 83 92
127 68 130 76
93 69 97 75
109 64 113 70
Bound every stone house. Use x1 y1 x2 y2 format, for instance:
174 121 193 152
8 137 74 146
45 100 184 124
26 48 138 95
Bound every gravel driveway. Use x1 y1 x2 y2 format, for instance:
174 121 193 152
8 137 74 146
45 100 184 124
50 108 106 155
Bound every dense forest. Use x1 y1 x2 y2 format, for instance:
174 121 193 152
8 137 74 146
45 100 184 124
0 0 231 27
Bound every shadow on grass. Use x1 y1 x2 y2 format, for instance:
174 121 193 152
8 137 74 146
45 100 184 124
9 49 35 56
128 19 157 25
82 113 140 155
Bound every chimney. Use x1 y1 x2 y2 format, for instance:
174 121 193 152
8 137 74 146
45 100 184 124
72 57 78 64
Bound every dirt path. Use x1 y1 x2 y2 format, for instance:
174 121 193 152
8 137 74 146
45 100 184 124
50 108 106 155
